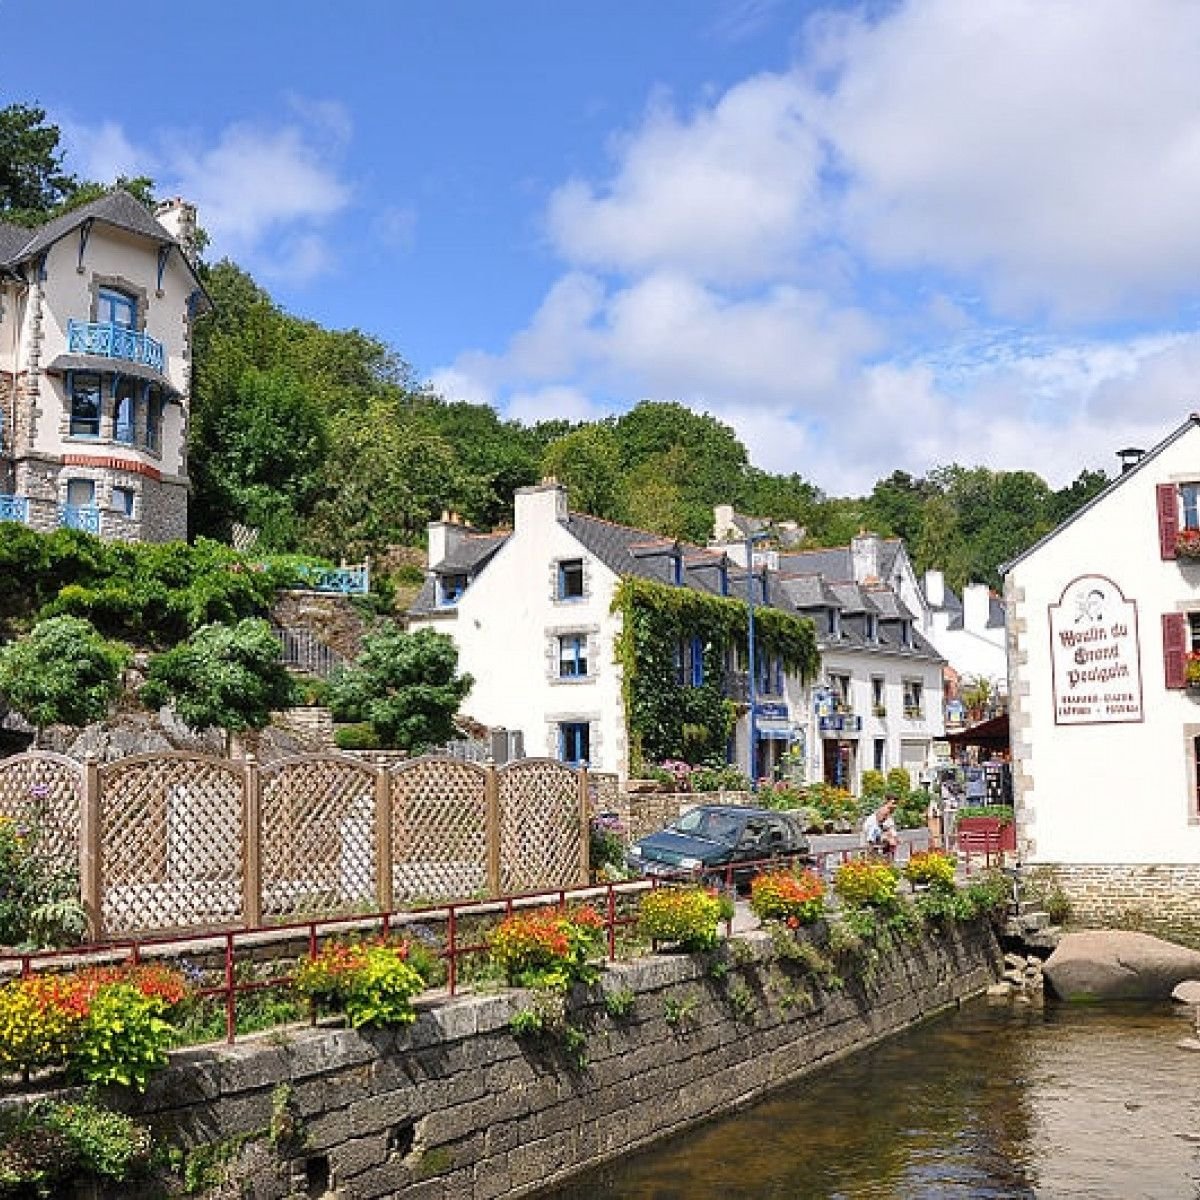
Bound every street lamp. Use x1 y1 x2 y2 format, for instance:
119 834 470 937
745 531 768 791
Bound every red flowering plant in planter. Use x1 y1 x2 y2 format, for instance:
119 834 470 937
1177 528 1200 559
749 868 826 928
833 858 900 911
293 938 429 1028
487 905 606 990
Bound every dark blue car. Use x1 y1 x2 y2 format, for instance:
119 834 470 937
627 804 811 887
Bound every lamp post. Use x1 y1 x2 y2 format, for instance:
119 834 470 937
745 532 766 791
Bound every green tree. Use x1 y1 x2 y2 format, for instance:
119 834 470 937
140 619 295 745
0 104 77 225
1050 468 1110 525
0 616 128 740
328 624 472 752
864 470 935 545
541 423 625 521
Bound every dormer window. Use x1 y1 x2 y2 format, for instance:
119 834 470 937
718 561 729 596
672 550 683 586
866 613 879 642
829 609 842 638
558 558 584 600
901 620 914 649
438 573 468 605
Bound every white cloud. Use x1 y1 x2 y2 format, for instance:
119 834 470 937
374 205 418 253
547 75 823 285
806 0 1200 318
58 102 353 285
505 386 606 426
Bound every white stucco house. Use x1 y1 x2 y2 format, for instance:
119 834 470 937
1005 414 1200 939
0 190 209 542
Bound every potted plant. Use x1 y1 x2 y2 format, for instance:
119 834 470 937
1187 653 1200 689
1177 528 1200 559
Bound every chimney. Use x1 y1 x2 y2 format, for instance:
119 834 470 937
514 480 568 531
850 531 881 585
712 504 737 543
924 568 945 609
1117 447 1144 474
963 583 991 633
427 510 471 568
154 197 200 265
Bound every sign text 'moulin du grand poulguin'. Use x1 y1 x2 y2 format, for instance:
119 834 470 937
1049 575 1143 725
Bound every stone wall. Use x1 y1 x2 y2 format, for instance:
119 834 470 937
1031 863 1200 948
111 922 999 1199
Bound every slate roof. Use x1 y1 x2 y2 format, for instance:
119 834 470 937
776 539 902 582
433 533 509 574
778 573 843 610
0 221 29 264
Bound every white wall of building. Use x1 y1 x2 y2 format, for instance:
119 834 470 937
408 485 629 776
1007 426 1200 865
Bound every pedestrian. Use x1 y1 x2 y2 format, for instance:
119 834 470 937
941 776 960 852
926 789 943 851
861 797 900 860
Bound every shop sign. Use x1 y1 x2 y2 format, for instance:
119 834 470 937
1048 574 1143 725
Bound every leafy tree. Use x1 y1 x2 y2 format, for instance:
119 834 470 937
864 470 936 545
328 624 472 752
1050 468 1110 524
140 618 295 743
0 104 77 225
541 423 625 521
0 616 128 739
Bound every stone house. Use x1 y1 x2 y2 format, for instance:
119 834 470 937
0 189 209 542
1004 414 1200 936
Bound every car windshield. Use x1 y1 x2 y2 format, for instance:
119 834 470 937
669 809 743 846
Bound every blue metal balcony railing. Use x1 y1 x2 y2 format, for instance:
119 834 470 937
0 494 30 524
295 563 370 595
67 320 165 373
59 504 100 534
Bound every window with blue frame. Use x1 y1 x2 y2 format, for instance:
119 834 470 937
438 573 468 605
757 655 784 695
97 287 137 328
559 721 590 765
69 374 101 437
672 552 683 585
558 633 589 678
112 486 135 517
113 379 137 444
145 387 162 451
557 559 584 600
1182 484 1200 530
674 640 686 686
689 636 705 686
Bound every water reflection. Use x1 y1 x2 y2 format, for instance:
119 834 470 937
545 1000 1200 1199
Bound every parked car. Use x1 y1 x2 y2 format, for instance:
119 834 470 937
626 804 811 888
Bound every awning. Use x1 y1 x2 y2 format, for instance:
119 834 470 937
945 713 1009 751
756 720 798 741
44 354 182 397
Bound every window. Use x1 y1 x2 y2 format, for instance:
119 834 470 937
675 640 687 686
114 379 137 444
866 613 879 642
901 621 914 649
69 374 101 437
903 680 924 718
690 636 705 687
145 387 162 452
558 633 588 678
112 486 135 517
557 559 584 600
559 721 590 765
871 676 886 716
66 478 95 508
873 738 886 772
672 552 683 585
1157 483 1200 558
757 655 784 696
1183 485 1200 531
829 673 851 713
96 287 136 328
438 573 467 605
829 608 842 638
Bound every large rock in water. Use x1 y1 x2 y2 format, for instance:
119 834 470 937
1043 931 1200 1001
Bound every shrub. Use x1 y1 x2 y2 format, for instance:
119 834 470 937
962 869 1014 922
638 886 724 951
589 814 627 880
833 858 900 910
72 983 174 1090
0 1096 151 1194
691 763 751 793
756 780 805 810
958 804 1014 822
749 869 826 926
294 939 427 1027
860 769 887 802
333 722 381 751
487 906 605 990
801 782 860 825
0 815 86 949
903 850 957 892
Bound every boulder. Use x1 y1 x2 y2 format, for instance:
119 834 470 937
1043 931 1200 1001
1172 980 1200 1005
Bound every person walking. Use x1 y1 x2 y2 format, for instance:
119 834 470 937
861 797 900 860
941 776 960 853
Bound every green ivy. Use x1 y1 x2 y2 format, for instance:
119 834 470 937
612 577 819 767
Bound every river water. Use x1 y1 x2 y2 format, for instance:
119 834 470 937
545 999 1200 1199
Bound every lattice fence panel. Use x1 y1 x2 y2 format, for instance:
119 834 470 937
99 755 243 934
390 757 488 902
498 759 584 893
261 755 378 919
0 752 82 871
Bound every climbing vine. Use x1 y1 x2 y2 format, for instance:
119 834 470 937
612 577 820 770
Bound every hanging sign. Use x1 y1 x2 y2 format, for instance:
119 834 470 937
1048 574 1143 725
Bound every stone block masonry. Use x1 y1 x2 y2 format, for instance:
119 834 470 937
107 922 999 1199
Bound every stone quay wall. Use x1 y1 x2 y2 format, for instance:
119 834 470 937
110 922 1000 1199
1031 863 1200 948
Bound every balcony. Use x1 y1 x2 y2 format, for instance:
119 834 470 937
0 494 29 524
67 320 164 373
59 504 100 534
819 713 862 734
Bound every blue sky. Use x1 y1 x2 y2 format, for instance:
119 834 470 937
6 0 1200 493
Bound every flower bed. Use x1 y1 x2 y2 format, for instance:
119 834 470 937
487 905 605 990
749 868 826 926
637 886 727 951
293 938 429 1028
903 850 957 892
833 858 900 910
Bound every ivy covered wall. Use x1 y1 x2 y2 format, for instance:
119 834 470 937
612 577 820 770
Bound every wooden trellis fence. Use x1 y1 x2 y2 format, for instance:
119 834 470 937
0 750 590 939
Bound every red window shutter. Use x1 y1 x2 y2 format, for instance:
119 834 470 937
1158 483 1180 559
1163 612 1188 689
